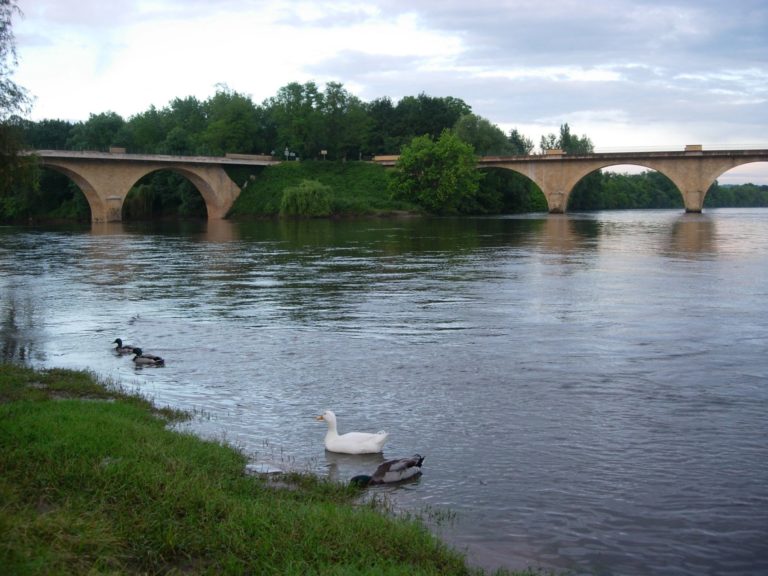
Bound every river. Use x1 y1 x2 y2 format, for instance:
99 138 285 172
1 209 767 575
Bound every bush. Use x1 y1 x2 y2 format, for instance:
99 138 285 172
280 179 332 217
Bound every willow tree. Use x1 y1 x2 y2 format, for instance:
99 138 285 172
0 0 35 212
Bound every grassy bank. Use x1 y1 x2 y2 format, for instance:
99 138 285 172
0 364 533 575
228 161 421 218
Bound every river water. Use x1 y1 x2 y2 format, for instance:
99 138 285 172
1 209 767 575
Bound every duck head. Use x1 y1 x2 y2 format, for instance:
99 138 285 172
315 410 336 425
350 474 372 488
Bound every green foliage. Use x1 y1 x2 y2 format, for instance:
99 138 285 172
230 161 416 218
122 172 206 220
392 93 471 143
0 1 33 200
0 0 30 121
453 114 514 156
478 169 547 213
67 111 127 151
507 128 535 155
280 179 332 217
390 130 482 214
200 86 267 155
705 182 768 207
568 170 684 210
540 123 593 154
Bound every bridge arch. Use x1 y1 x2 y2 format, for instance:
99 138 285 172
123 167 230 219
477 166 547 212
36 155 242 222
38 161 108 221
479 150 768 213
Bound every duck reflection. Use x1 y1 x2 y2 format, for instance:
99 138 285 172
322 451 386 483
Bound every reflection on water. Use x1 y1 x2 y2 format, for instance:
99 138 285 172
1 284 45 362
2 209 768 576
668 213 716 256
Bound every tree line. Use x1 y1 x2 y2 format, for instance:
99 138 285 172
3 84 766 220
16 83 502 161
0 0 765 221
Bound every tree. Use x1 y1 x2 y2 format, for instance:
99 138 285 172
390 130 482 214
266 81 324 160
0 0 28 120
539 123 593 154
200 86 262 155
319 82 370 160
19 118 74 149
364 96 398 154
280 179 332 217
0 0 33 199
508 128 534 155
391 93 471 148
453 114 513 156
67 111 126 151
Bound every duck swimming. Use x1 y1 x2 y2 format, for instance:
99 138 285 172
113 338 138 354
315 410 388 454
132 348 165 367
350 454 425 487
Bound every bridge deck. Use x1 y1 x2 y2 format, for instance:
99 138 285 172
33 150 281 166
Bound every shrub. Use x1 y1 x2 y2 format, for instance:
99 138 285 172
280 179 332 217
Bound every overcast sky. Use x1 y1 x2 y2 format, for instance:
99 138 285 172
12 0 768 181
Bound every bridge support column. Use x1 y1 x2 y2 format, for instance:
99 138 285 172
529 162 577 214
547 192 565 214
682 189 705 213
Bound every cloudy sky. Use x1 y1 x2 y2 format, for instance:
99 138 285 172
12 0 768 181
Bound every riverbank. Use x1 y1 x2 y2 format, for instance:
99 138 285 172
227 161 422 218
0 363 534 575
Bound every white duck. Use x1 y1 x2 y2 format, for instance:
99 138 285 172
350 454 425 487
315 410 388 454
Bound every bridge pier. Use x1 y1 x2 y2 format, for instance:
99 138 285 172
682 190 705 213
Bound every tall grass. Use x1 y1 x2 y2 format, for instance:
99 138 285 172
1 364 536 575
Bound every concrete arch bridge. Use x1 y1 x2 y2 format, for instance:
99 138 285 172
34 150 280 222
376 147 768 213
35 147 768 221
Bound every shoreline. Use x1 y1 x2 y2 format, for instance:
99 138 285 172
1 363 536 575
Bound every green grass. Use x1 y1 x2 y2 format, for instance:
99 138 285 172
228 161 421 218
0 363 538 575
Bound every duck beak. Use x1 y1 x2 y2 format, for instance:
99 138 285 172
315 415 325 421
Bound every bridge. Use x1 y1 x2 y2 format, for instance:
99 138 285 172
374 147 768 213
33 147 768 221
33 150 280 222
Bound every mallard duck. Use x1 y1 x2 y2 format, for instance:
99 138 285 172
113 338 138 354
132 348 165 367
315 410 388 454
350 454 425 487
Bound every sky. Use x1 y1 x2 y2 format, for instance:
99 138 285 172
12 0 768 183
